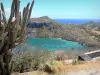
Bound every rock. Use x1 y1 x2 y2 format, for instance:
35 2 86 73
63 59 73 65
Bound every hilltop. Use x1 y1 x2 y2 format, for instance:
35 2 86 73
29 16 53 23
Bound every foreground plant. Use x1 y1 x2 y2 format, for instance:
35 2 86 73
10 50 56 73
0 0 34 75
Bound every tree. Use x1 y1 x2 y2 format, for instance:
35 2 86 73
37 26 49 38
0 0 34 75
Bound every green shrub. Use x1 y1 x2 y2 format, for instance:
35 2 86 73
10 50 56 73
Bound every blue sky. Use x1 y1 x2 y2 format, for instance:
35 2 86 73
1 0 100 19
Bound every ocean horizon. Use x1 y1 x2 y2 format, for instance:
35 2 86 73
54 19 100 24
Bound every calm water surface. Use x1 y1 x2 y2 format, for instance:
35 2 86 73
26 38 87 51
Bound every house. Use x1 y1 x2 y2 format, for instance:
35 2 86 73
78 50 100 61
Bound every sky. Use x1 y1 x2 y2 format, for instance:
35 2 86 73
0 0 100 19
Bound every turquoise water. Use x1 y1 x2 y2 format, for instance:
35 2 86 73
26 38 87 51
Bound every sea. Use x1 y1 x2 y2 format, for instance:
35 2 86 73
54 19 100 24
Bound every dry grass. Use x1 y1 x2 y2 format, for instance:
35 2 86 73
12 60 100 75
54 60 100 72
91 30 100 35
12 71 48 75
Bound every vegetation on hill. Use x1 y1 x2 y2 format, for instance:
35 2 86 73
77 21 100 44
28 17 100 48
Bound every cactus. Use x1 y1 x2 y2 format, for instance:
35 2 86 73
0 0 34 75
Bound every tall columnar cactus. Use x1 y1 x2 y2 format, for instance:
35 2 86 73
0 0 34 75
